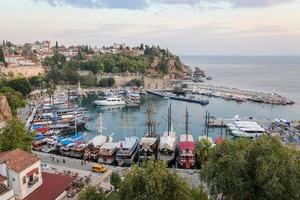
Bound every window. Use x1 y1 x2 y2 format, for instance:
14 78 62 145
23 176 26 184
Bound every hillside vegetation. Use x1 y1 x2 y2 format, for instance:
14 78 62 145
42 45 191 85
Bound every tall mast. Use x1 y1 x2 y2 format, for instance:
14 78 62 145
185 107 189 141
145 95 157 137
74 113 77 136
98 113 106 135
167 103 172 136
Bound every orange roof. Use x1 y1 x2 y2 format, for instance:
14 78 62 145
0 175 7 183
0 149 39 172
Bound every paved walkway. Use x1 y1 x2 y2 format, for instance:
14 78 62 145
34 151 202 188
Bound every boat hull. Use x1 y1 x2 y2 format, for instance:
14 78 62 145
177 157 196 169
116 147 138 166
94 101 126 106
98 157 115 165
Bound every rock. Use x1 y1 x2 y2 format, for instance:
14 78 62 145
194 67 206 77
0 95 12 122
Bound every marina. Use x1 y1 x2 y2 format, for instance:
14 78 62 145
27 86 300 167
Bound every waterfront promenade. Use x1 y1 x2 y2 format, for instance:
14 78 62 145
34 151 201 187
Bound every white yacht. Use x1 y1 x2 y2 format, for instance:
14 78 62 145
227 121 265 138
94 96 126 106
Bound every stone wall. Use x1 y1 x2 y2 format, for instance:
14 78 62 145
0 65 45 78
97 74 142 87
96 74 170 89
143 75 170 89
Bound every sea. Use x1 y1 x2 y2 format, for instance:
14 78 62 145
82 56 300 141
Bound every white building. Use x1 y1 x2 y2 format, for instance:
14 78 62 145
0 149 43 200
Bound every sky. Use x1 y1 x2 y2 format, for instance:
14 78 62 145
1 0 300 55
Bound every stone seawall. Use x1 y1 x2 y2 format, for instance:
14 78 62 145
96 74 170 89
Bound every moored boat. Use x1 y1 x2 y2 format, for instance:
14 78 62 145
116 136 139 166
94 96 126 106
97 141 118 164
177 108 196 169
138 102 159 162
158 103 176 164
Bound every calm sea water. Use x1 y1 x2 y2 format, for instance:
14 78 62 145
83 56 300 141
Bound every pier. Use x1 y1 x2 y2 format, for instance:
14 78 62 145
151 83 294 106
195 84 294 105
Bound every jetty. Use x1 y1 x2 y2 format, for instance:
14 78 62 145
147 90 209 105
195 84 294 105
150 83 294 106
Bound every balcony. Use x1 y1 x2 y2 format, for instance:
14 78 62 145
28 177 39 188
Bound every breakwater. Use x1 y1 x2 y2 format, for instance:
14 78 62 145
146 90 209 105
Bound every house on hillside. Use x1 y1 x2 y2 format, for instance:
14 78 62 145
0 149 73 200
0 149 42 200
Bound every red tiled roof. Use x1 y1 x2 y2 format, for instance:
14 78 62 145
24 172 73 200
0 175 7 183
0 149 39 172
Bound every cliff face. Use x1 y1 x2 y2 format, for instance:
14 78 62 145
0 95 12 122
146 54 192 79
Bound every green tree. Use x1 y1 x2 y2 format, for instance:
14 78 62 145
196 138 212 167
110 172 121 190
78 186 106 200
28 76 44 88
0 87 26 115
98 77 115 88
119 159 206 200
0 118 34 152
139 43 144 50
200 136 300 200
7 78 32 96
127 79 143 87
0 47 7 66
42 53 67 84
80 73 97 87
189 186 209 200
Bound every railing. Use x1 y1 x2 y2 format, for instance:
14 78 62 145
28 177 39 188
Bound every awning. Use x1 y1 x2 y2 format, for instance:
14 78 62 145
27 168 38 177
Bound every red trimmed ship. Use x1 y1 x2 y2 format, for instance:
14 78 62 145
177 108 196 169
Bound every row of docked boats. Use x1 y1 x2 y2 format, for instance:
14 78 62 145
32 101 198 169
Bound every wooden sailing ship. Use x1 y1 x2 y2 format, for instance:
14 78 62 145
138 101 159 162
177 107 196 169
158 103 176 164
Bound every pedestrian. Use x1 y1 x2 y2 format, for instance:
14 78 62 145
56 158 59 163
63 158 66 163
81 160 83 165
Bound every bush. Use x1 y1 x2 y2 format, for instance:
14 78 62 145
127 79 143 87
98 77 115 87
7 78 32 96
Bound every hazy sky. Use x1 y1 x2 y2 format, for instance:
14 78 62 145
1 0 300 55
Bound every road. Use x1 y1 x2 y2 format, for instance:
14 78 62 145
35 151 202 188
